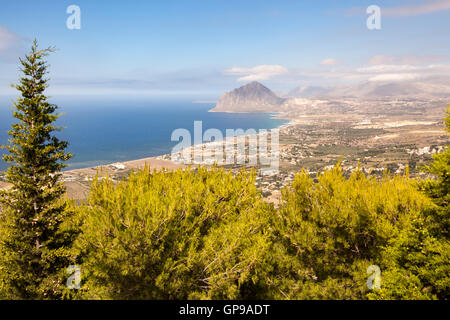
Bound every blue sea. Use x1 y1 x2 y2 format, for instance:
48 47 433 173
0 96 288 171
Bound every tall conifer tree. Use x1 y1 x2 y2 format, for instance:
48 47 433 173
423 106 450 236
0 40 75 299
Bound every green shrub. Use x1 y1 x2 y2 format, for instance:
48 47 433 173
273 165 438 299
74 166 277 299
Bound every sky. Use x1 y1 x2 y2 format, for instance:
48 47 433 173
0 0 450 98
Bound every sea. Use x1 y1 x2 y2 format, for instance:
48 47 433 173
0 96 288 171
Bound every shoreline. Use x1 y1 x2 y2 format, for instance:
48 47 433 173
61 113 293 174
58 122 287 201
64 156 187 176
1 112 296 199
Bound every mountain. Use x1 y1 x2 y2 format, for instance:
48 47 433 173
210 78 450 114
210 81 285 113
327 81 425 98
288 78 450 99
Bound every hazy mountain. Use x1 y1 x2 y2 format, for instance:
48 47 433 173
288 78 450 99
210 81 285 113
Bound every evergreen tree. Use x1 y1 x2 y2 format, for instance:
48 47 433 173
422 106 450 236
0 40 75 299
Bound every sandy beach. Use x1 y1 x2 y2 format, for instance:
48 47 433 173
60 157 187 201
65 156 186 176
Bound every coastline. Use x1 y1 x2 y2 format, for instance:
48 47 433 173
1 111 294 200
61 111 292 174
64 156 187 179
61 157 187 201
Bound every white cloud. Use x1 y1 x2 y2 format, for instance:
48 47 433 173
0 26 19 51
357 64 421 73
383 0 450 17
359 62 450 82
224 65 288 82
368 54 448 65
345 0 450 17
286 59 450 87
368 73 421 82
319 58 340 66
0 25 25 63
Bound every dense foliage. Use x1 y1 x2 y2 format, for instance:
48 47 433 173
421 107 450 236
74 167 276 299
0 41 75 299
274 166 447 299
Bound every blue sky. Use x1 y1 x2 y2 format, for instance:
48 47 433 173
0 0 450 97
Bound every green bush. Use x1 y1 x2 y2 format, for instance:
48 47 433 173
273 165 439 299
375 107 450 300
74 166 277 299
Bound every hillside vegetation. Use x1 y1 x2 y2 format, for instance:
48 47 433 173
62 155 448 300
0 42 448 300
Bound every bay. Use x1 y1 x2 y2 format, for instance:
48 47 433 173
0 96 287 171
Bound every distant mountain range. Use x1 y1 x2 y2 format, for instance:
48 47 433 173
210 78 450 113
288 76 450 99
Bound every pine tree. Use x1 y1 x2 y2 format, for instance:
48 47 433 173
0 40 75 299
422 106 450 236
